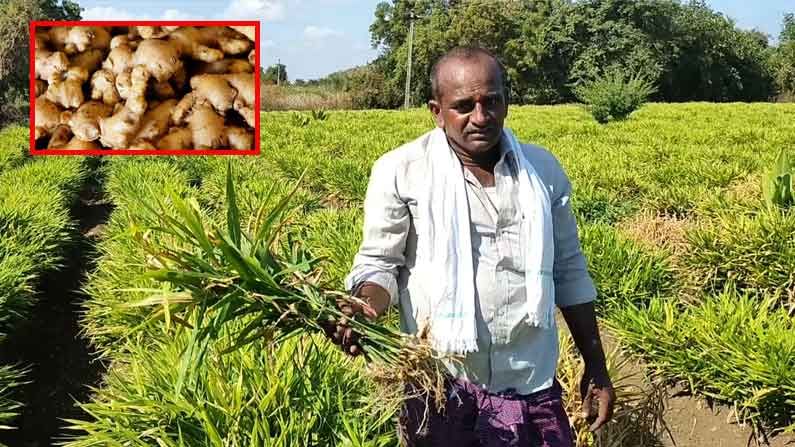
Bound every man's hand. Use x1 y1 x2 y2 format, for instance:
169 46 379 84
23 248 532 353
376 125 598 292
559 301 616 432
580 365 616 432
320 282 390 357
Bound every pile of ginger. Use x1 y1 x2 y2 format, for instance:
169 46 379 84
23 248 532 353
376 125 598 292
34 25 257 150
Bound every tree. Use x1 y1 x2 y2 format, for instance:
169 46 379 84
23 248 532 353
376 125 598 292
781 13 795 44
774 13 795 98
663 1 775 101
363 0 779 108
539 0 680 101
262 63 287 84
0 0 82 125
368 0 555 106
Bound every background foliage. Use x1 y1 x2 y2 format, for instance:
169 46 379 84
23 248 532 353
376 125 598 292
0 0 81 125
305 0 794 109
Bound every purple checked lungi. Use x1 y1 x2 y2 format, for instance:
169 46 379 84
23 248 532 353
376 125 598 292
398 378 574 447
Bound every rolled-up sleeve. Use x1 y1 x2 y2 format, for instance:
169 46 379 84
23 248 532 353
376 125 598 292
344 155 410 306
552 169 597 308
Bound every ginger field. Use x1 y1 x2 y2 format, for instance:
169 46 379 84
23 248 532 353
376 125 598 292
0 103 794 446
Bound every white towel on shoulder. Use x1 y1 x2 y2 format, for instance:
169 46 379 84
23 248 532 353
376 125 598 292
419 127 555 355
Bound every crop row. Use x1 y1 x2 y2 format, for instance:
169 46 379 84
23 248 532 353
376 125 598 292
68 153 665 445
0 126 90 429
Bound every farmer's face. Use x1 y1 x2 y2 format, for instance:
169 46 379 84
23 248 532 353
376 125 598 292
429 56 508 158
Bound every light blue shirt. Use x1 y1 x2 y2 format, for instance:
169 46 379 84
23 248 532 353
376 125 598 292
346 129 597 395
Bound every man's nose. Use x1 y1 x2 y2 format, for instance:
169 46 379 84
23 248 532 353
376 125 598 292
471 102 489 126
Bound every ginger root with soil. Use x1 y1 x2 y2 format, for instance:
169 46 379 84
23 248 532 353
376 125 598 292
34 25 257 150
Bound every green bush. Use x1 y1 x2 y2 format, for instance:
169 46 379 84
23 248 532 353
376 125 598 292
579 223 674 312
81 160 195 354
62 333 396 446
0 153 88 431
574 70 656 124
0 157 88 335
570 184 637 225
684 208 795 304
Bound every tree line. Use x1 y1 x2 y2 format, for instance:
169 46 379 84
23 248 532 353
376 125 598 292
0 0 81 125
2 0 795 125
300 0 795 109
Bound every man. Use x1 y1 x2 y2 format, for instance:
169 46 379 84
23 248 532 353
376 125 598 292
328 47 615 447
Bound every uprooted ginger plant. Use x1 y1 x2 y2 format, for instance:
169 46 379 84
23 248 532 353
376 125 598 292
125 162 452 421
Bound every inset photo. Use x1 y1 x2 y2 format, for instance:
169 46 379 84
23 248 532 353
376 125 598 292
30 21 260 155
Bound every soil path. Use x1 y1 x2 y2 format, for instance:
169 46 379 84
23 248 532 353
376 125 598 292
661 389 795 447
0 171 113 447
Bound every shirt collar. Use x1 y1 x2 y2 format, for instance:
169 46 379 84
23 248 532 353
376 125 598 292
460 131 517 186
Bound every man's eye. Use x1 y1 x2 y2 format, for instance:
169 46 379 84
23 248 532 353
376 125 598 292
455 103 473 112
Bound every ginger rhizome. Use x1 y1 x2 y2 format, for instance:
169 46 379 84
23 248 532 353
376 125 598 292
34 25 257 150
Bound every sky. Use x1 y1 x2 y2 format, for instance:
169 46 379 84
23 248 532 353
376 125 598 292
77 0 793 81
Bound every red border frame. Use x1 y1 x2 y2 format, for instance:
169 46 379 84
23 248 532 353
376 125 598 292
30 20 261 156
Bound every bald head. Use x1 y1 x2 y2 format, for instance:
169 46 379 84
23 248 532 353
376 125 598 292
427 46 509 160
430 47 507 101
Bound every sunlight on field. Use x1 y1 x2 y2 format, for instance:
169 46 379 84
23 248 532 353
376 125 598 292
1 102 794 445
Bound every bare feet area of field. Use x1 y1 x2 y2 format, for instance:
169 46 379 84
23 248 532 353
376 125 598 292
661 392 795 447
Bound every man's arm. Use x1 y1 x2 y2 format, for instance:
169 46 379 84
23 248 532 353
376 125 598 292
329 155 410 355
352 282 391 317
343 154 410 310
549 162 615 431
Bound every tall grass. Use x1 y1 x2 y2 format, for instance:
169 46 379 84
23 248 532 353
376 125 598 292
684 209 795 306
607 291 795 434
263 85 354 111
0 134 90 432
62 333 397 446
579 223 675 312
0 125 28 172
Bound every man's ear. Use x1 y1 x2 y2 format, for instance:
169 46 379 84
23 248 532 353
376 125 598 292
428 99 444 128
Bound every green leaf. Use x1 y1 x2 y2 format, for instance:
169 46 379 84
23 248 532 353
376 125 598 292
226 161 242 249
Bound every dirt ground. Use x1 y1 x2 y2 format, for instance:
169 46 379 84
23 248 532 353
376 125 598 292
661 390 795 447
